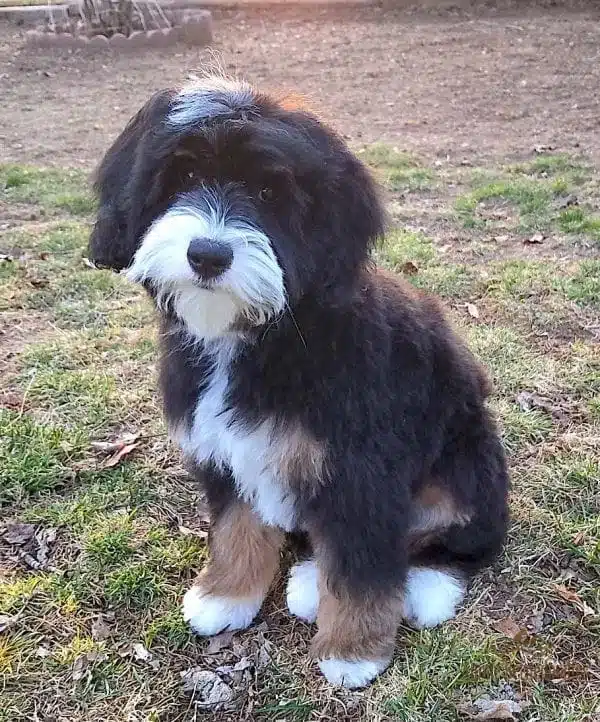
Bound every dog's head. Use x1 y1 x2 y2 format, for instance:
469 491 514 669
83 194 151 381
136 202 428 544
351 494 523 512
90 77 385 339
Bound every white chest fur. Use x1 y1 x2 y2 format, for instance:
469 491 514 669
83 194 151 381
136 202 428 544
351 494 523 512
175 340 298 531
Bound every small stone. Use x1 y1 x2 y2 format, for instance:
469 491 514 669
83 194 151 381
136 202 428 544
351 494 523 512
88 34 109 48
127 30 148 47
109 32 128 47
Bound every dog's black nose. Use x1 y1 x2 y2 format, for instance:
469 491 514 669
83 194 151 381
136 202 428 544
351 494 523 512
187 238 233 280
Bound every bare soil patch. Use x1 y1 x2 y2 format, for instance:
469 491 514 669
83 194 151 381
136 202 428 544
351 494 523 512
1 1 600 169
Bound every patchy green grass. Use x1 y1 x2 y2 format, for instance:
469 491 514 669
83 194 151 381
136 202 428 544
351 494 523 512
453 153 600 246
0 409 86 506
455 177 566 231
376 629 506 722
507 153 589 183
1 158 599 722
375 229 436 269
558 207 600 242
361 143 435 192
1 165 95 216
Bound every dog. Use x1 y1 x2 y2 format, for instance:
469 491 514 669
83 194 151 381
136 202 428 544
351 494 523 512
89 76 509 689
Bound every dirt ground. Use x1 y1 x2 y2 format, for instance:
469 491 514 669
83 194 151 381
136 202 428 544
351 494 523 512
1 0 600 170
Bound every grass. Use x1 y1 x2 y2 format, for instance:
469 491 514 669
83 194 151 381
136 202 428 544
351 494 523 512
558 207 600 241
1 165 94 216
0 409 86 506
1 157 599 721
454 153 600 244
455 177 567 231
360 143 435 192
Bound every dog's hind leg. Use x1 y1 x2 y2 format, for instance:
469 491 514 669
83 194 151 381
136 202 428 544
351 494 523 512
404 418 509 629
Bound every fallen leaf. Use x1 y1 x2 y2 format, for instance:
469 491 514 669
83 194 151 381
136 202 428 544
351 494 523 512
81 257 96 269
131 642 160 670
38 252 50 261
458 698 528 720
91 616 112 641
27 276 49 288
466 303 480 319
90 431 140 453
216 657 254 684
553 583 582 604
227 659 253 685
178 525 209 540
553 584 596 617
0 614 16 633
3 522 36 545
102 442 139 468
232 637 248 658
492 617 528 642
399 261 419 276
524 232 544 244
132 642 151 662
35 527 57 566
180 668 235 710
515 391 576 423
72 651 107 681
206 631 235 654
572 531 586 546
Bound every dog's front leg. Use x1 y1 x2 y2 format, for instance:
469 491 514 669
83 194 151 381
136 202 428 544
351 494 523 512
301 473 410 689
183 473 284 636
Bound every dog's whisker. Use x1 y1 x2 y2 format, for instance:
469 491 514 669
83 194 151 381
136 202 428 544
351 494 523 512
285 303 307 350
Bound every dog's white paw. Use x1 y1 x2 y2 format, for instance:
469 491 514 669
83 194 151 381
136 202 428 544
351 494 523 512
318 657 390 688
286 559 319 623
182 586 262 636
403 567 465 629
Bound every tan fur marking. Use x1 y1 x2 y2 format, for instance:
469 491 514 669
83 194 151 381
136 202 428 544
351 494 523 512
275 422 328 491
196 501 284 599
408 484 471 553
311 578 402 661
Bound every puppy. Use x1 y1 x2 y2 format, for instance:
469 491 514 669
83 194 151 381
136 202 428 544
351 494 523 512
89 76 509 689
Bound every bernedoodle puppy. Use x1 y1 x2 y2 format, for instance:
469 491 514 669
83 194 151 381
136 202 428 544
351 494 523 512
89 76 509 689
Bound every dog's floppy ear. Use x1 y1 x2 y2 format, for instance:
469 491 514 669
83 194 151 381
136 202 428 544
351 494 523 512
89 90 173 271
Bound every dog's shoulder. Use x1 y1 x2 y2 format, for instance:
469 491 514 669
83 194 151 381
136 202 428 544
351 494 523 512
370 267 492 400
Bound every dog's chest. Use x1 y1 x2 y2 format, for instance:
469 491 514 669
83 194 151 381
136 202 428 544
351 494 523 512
176 348 297 531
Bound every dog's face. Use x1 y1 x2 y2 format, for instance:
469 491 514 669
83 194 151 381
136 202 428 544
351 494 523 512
90 77 384 339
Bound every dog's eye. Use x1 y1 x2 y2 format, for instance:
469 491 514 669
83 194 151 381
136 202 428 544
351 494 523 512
259 187 274 202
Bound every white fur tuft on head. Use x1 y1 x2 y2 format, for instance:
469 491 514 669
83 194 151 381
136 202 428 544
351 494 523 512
168 76 256 128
